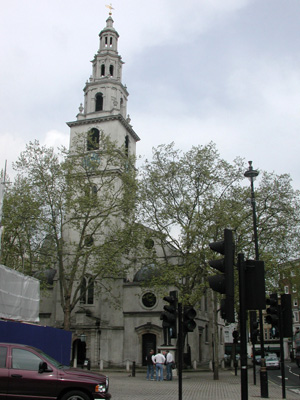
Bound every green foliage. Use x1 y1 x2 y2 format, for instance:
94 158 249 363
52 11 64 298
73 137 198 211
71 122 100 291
1 134 137 328
136 142 300 303
2 135 300 320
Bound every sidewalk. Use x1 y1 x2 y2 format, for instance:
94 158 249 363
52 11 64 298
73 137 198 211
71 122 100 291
106 369 300 400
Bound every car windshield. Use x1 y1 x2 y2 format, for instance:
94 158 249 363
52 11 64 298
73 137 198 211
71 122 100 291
33 347 65 368
266 356 277 361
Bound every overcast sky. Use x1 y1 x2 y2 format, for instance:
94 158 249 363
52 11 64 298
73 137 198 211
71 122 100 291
0 0 300 190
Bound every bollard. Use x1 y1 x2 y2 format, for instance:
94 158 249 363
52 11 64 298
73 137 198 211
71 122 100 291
234 360 238 376
132 361 136 377
260 363 269 398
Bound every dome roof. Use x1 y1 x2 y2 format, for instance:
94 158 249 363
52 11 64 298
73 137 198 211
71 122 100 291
133 264 160 282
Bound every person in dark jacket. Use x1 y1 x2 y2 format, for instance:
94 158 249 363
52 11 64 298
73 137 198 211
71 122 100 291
146 349 155 380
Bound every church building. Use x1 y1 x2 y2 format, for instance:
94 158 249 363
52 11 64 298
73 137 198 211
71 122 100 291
40 12 223 370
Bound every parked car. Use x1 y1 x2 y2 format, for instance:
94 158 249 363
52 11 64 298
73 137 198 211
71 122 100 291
265 355 280 369
265 352 277 357
0 342 111 399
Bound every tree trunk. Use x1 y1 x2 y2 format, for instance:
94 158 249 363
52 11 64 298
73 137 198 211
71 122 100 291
63 300 72 331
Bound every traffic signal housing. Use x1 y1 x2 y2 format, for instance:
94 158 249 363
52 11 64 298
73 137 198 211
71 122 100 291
232 330 239 343
249 310 259 343
183 306 197 334
266 293 279 338
281 294 293 338
160 290 178 339
208 228 235 323
244 260 266 310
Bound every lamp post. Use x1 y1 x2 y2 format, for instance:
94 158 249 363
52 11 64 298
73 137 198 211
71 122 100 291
244 161 259 260
244 161 268 398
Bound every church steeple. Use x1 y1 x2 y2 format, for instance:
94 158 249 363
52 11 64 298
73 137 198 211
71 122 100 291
67 14 140 156
80 15 127 118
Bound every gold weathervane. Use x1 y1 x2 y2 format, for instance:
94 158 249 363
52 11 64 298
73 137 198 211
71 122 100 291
105 3 114 15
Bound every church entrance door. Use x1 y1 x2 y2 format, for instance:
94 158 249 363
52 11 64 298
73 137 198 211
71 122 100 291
142 333 156 366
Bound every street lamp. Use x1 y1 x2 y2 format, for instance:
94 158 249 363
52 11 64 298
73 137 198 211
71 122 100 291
244 161 259 260
244 161 268 398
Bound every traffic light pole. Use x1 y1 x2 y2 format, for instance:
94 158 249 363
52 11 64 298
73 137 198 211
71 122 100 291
279 303 286 399
245 161 268 398
249 311 257 385
238 253 248 400
178 302 183 400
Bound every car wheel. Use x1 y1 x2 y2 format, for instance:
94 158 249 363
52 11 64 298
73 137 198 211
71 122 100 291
61 390 91 400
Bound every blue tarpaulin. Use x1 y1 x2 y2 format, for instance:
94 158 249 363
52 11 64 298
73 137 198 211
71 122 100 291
0 319 72 365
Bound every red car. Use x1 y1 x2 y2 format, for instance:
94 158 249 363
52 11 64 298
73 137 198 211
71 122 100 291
0 342 111 399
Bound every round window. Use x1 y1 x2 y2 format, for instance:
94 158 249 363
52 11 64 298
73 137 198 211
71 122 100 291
84 235 94 247
144 238 154 249
142 292 157 308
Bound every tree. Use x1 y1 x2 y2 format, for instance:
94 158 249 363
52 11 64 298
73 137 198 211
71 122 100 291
136 141 300 377
1 133 137 330
136 143 242 299
136 141 300 301
236 171 300 291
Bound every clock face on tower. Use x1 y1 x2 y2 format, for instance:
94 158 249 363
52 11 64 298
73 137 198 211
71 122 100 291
82 152 101 171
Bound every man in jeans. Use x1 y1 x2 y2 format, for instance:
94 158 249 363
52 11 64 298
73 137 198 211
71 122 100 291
165 350 174 381
146 349 154 380
152 351 166 381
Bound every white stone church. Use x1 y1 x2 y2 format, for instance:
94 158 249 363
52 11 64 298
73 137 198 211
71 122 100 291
39 13 224 370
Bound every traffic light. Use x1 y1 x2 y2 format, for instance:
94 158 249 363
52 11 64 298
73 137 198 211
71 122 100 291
266 293 279 338
160 290 177 339
249 310 259 343
183 306 196 334
232 330 239 343
244 260 266 310
208 228 235 323
281 294 293 338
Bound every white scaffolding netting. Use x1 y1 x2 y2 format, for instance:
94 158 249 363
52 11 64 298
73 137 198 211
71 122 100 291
0 264 40 322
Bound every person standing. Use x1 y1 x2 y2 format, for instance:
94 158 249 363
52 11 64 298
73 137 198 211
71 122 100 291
146 349 154 380
165 350 174 381
152 351 165 381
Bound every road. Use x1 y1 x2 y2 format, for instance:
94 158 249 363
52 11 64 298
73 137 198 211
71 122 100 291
104 366 300 400
267 361 300 395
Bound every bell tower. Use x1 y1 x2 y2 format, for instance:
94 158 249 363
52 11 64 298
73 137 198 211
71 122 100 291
67 12 140 156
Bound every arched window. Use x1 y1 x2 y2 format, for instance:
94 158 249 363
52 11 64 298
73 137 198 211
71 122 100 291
84 185 98 205
80 277 94 305
87 128 100 151
92 185 98 197
80 278 86 304
101 64 105 76
87 280 94 304
95 93 103 112
125 135 129 157
110 37 113 47
109 65 114 76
